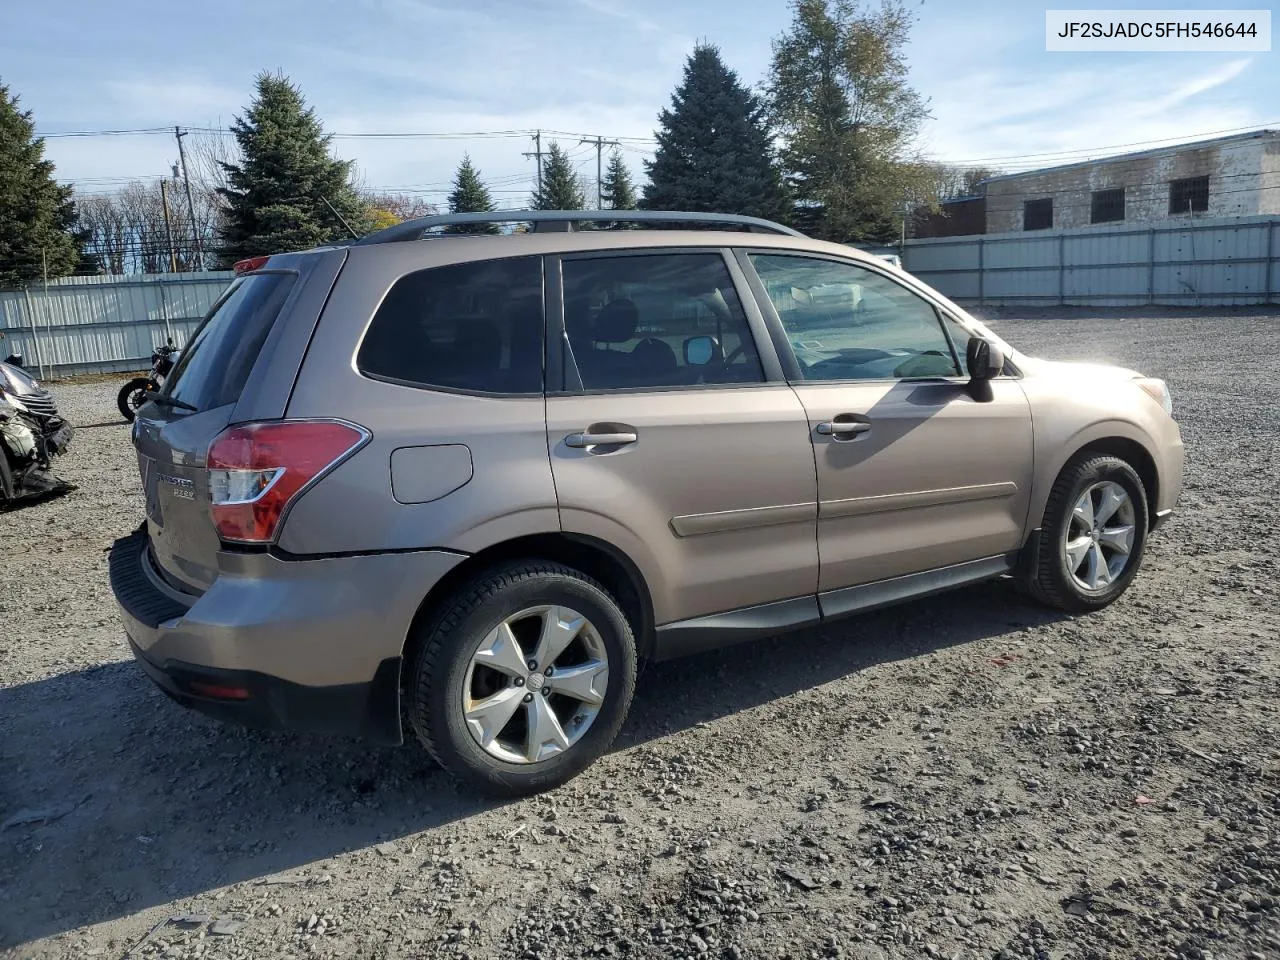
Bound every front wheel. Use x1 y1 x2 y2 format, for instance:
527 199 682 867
408 560 637 796
117 378 152 422
1026 454 1149 613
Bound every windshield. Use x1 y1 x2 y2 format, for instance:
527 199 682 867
163 272 295 412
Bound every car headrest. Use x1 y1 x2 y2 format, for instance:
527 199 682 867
592 299 638 344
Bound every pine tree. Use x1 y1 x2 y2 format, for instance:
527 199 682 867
641 45 787 221
601 149 637 211
0 84 84 286
217 73 368 264
532 142 586 210
446 155 498 234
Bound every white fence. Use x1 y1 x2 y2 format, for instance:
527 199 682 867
0 272 235 379
903 215 1280 307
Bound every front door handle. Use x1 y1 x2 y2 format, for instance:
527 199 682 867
565 430 638 448
816 419 872 439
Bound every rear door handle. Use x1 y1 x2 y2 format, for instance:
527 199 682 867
565 431 638 448
816 419 872 439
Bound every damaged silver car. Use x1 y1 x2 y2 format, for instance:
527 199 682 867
0 359 75 507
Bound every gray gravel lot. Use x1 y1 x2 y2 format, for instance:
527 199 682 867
1 312 1278 960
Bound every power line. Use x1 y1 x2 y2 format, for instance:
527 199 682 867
926 122 1280 168
37 124 659 143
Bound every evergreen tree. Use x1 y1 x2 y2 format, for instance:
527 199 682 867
532 142 586 210
218 73 368 264
446 154 498 233
769 0 929 242
601 149 637 211
641 45 787 221
0 83 84 286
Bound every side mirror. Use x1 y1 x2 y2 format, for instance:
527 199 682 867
683 335 718 366
966 337 1005 381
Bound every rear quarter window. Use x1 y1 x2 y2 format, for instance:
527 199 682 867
164 272 295 411
357 256 544 394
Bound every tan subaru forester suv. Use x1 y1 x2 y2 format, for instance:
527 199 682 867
109 211 1183 795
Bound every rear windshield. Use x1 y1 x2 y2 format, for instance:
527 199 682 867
163 272 295 411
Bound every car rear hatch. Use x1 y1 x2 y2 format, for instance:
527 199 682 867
132 249 346 594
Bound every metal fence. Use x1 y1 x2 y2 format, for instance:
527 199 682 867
0 271 234 379
902 214 1280 307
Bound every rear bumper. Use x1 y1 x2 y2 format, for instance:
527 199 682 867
108 528 467 744
127 636 403 743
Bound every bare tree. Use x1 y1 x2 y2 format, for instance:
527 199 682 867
183 129 236 197
77 177 222 275
362 192 437 228
77 195 129 275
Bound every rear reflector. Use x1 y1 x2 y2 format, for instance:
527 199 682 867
188 681 250 701
207 420 369 543
233 255 270 274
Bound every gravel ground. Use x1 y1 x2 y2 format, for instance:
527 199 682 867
2 311 1278 960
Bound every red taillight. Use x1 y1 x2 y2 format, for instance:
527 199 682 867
206 420 368 543
233 256 270 274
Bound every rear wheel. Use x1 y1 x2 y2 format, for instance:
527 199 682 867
408 560 637 796
117 378 151 422
1027 454 1149 612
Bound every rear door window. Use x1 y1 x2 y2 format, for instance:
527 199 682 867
561 252 764 391
164 272 295 411
357 256 544 394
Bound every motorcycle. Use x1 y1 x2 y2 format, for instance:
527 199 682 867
0 359 75 508
118 339 179 422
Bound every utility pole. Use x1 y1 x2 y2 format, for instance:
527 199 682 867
174 126 204 271
522 130 544 199
579 134 620 209
160 179 179 273
38 247 51 381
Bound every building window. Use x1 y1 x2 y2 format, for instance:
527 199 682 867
1023 198 1052 231
1091 188 1125 224
1169 176 1209 214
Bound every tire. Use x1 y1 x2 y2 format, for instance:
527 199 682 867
407 560 638 796
117 378 150 422
1027 454 1149 613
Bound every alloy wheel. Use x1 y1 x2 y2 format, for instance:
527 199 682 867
1062 480 1137 591
461 605 610 764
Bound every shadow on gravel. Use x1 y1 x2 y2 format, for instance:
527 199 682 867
0 578 1062 947
622 577 1063 745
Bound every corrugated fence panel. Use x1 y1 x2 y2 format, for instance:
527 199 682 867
984 235 1058 269
904 215 1280 307
0 272 233 377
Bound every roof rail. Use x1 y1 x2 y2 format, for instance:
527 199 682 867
354 209 804 244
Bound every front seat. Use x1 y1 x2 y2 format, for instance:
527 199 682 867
629 336 677 385
588 299 640 384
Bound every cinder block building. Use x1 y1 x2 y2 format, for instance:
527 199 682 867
983 129 1280 234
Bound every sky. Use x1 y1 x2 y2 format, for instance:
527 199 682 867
2 0 1275 208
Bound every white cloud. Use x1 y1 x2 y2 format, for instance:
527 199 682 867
915 57 1262 168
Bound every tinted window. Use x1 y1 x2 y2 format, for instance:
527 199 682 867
358 257 543 394
562 253 763 390
749 254 961 381
164 272 295 411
